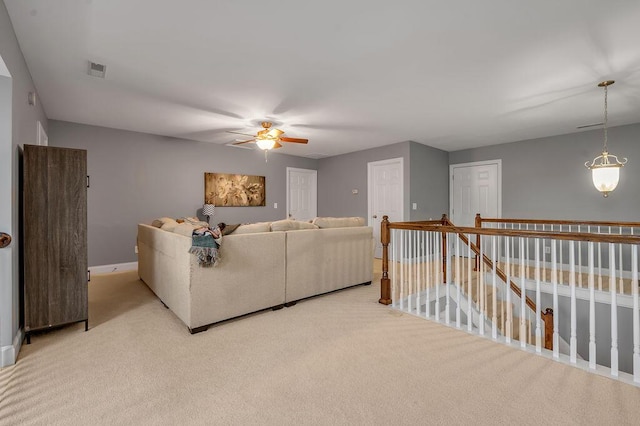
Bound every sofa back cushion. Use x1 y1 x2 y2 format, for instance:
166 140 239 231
270 219 319 232
312 217 365 229
233 222 272 234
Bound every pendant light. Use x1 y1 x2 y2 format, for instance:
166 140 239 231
584 80 627 197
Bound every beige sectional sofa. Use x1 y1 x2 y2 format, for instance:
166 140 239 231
137 217 373 333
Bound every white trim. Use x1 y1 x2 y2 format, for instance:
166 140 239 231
367 157 405 226
285 167 318 221
89 261 138 275
37 121 48 146
1 328 23 368
449 159 502 223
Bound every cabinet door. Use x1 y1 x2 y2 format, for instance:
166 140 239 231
23 146 50 330
46 147 87 326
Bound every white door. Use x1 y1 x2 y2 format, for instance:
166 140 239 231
0 66 13 366
368 158 404 258
286 168 317 222
450 160 501 227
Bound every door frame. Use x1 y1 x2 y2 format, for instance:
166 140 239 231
286 167 317 221
449 159 502 222
0 57 15 367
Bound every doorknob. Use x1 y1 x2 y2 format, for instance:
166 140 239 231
0 232 11 249
372 215 377 219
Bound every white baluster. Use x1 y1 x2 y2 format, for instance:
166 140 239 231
426 231 431 319
552 239 559 359
456 234 461 328
479 237 485 336
589 241 596 369
535 238 542 353
435 232 440 322
391 229 397 309
492 236 498 340
408 230 413 313
619 227 624 294
578 227 583 289
416 231 421 315
505 236 512 343
598 227 603 291
570 240 577 364
400 230 405 311
467 233 473 332
520 238 526 348
632 244 639 383
445 232 451 325
610 243 618 377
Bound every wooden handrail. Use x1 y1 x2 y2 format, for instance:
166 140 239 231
476 214 640 229
386 222 640 245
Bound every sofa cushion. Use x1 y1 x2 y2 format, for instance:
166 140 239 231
173 222 199 237
270 219 319 232
233 222 272 234
160 219 179 232
312 217 365 229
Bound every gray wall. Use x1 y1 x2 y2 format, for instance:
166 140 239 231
409 142 449 221
48 120 317 266
0 1 48 364
317 142 411 219
449 123 640 221
317 141 449 221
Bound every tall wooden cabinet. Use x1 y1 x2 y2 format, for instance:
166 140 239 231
23 144 88 342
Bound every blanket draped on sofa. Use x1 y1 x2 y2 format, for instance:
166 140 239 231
189 231 221 267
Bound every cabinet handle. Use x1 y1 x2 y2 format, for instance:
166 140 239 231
0 232 11 249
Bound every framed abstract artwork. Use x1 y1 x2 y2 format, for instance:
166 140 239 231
204 173 266 207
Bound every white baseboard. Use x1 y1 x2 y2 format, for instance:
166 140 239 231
89 261 138 275
1 328 23 368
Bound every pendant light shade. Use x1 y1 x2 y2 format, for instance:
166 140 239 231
584 80 627 197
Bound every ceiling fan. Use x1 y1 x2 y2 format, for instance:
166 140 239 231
227 122 308 151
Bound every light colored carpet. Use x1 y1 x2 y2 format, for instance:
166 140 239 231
1 263 639 425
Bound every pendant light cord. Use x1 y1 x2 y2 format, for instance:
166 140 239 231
603 84 608 153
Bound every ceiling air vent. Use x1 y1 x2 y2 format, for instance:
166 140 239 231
88 61 106 78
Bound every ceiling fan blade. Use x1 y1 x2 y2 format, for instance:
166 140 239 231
232 139 255 145
227 130 257 137
279 137 308 144
273 141 283 149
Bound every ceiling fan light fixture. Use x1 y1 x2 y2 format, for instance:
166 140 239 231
256 139 276 150
584 80 627 197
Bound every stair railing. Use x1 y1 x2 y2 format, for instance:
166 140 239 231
475 215 640 295
379 215 640 385
440 215 554 350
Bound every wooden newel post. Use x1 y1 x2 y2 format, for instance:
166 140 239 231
541 308 554 350
379 215 392 305
474 213 481 271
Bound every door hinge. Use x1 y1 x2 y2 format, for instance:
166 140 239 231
87 175 90 188
87 270 91 282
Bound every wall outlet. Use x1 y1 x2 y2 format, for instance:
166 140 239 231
134 245 138 254
412 202 417 210
544 246 550 254
274 203 278 209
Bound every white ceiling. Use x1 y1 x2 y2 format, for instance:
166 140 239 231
5 0 640 157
